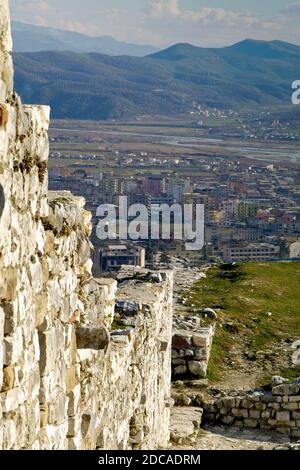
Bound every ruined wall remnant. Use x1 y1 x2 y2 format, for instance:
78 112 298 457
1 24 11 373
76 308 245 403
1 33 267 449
172 319 215 379
203 379 300 438
0 0 173 450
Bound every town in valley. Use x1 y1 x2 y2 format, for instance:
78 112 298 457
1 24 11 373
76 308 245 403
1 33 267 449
48 107 300 273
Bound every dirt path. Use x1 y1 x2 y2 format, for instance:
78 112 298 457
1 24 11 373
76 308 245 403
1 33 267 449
175 425 291 450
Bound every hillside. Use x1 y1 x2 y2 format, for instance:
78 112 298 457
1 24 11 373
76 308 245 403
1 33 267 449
183 262 300 389
12 21 158 56
13 39 300 120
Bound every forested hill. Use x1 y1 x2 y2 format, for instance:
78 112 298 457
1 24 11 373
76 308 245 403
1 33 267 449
13 39 300 120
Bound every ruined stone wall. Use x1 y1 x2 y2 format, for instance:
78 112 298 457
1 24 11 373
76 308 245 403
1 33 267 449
0 0 173 450
73 267 173 450
203 380 300 439
172 324 215 379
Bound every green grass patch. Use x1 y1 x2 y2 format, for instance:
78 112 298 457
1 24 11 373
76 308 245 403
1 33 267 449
185 262 300 382
279 365 300 381
259 366 300 386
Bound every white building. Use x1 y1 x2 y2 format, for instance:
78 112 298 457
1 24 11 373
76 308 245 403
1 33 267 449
223 243 280 262
290 240 300 259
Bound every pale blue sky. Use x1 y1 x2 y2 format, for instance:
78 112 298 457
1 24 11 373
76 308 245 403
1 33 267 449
10 0 300 47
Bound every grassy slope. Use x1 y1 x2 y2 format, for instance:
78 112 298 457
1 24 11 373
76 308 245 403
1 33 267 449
184 262 300 384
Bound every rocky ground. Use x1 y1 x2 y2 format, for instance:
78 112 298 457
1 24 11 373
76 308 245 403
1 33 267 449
169 390 297 450
170 261 299 450
174 425 294 450
172 264 210 321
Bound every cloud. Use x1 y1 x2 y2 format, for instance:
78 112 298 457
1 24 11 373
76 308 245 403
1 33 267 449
147 0 180 19
282 2 300 14
11 0 52 26
9 0 300 48
15 0 51 14
146 0 277 29
11 0 124 37
142 0 281 46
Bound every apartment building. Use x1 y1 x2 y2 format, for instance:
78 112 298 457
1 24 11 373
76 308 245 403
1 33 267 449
223 243 280 262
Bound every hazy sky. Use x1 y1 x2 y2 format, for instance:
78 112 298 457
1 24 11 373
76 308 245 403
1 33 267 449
10 0 300 47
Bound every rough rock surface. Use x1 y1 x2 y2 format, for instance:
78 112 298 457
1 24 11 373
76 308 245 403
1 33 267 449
170 407 203 445
172 325 215 379
180 425 291 450
203 379 300 438
171 265 215 379
0 1 173 450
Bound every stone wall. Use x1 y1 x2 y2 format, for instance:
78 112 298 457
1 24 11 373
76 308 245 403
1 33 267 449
172 320 215 379
0 0 173 450
0 0 13 102
203 379 300 438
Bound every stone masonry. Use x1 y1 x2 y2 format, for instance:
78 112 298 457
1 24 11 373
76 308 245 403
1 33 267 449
0 0 173 450
172 322 215 379
203 380 300 439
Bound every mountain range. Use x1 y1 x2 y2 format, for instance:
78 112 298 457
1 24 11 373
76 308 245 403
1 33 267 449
12 21 158 56
13 39 300 120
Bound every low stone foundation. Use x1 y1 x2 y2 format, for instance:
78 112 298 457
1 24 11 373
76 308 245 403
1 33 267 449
203 379 300 438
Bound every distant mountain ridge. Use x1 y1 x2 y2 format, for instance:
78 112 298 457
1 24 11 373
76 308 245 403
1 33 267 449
13 39 300 120
12 21 158 56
